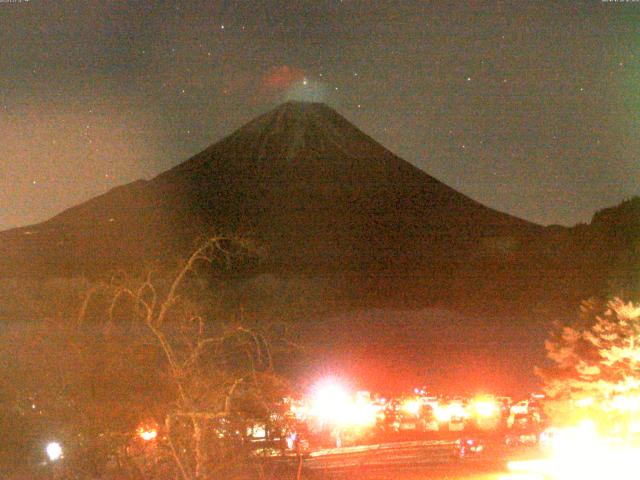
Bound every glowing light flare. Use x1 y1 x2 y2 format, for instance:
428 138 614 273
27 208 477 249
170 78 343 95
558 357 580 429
401 398 421 417
472 398 499 418
575 396 594 408
137 426 158 441
506 422 640 480
309 380 351 425
448 402 468 419
550 420 598 455
350 399 379 427
433 402 469 422
46 442 63 462
284 77 330 103
610 393 640 412
434 404 451 422
511 401 529 415
308 380 379 428
499 472 546 480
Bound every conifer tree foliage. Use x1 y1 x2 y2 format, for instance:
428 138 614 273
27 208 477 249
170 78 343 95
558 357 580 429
537 298 640 430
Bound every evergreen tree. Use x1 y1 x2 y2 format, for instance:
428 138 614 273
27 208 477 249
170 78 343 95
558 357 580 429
537 298 640 432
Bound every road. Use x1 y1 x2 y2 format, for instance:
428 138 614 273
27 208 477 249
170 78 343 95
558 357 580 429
305 440 463 469
269 438 513 480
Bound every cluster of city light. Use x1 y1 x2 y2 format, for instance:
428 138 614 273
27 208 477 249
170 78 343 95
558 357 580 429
300 379 513 435
433 401 469 423
115 381 534 455
304 382 509 430
307 379 379 428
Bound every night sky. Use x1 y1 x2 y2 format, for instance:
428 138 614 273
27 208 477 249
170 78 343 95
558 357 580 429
2 0 638 231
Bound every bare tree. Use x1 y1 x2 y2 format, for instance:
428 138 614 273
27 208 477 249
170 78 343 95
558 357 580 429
105 236 292 480
1 237 294 480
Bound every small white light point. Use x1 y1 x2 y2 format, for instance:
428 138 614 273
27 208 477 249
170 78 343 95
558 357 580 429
137 425 158 441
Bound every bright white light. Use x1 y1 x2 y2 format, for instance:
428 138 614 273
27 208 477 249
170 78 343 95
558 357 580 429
402 399 421 416
505 422 640 480
139 429 157 441
46 442 63 462
136 424 158 442
434 404 451 422
310 379 351 425
284 78 329 102
350 397 378 427
575 396 594 407
434 402 469 422
473 399 498 417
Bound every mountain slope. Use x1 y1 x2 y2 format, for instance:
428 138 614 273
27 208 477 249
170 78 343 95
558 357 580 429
1 101 543 278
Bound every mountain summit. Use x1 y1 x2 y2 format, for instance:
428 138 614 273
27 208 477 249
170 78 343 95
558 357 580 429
1 102 635 394
1 101 539 277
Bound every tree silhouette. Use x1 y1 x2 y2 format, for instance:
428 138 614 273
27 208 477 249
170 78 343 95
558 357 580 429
1 237 294 479
537 297 640 432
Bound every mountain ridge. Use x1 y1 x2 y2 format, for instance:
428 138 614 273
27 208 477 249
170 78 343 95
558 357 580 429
0 102 635 311
0 101 543 278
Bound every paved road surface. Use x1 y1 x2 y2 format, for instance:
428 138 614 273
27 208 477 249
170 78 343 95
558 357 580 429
304 440 459 469
270 439 511 479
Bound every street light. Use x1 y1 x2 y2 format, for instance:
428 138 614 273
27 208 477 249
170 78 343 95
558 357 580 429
138 427 158 442
310 379 351 425
45 442 63 462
